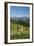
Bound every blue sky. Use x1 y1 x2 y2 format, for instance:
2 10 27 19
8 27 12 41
10 6 30 17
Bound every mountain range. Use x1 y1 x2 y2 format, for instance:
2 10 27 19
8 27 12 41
10 16 30 22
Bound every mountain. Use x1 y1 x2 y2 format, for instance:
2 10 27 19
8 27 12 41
10 17 30 27
10 16 30 22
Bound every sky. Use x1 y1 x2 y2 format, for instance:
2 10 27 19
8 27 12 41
10 6 30 17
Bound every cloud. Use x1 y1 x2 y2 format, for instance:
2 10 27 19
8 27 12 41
16 15 24 17
11 14 29 18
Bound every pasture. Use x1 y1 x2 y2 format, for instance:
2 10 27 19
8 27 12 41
10 22 30 40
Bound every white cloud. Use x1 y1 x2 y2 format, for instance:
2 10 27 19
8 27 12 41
16 14 24 17
11 14 30 18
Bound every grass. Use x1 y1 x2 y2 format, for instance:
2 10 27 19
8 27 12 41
10 22 30 40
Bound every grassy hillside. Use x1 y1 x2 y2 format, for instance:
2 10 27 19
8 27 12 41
10 22 30 40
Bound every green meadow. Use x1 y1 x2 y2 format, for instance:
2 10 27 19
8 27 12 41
10 21 30 40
